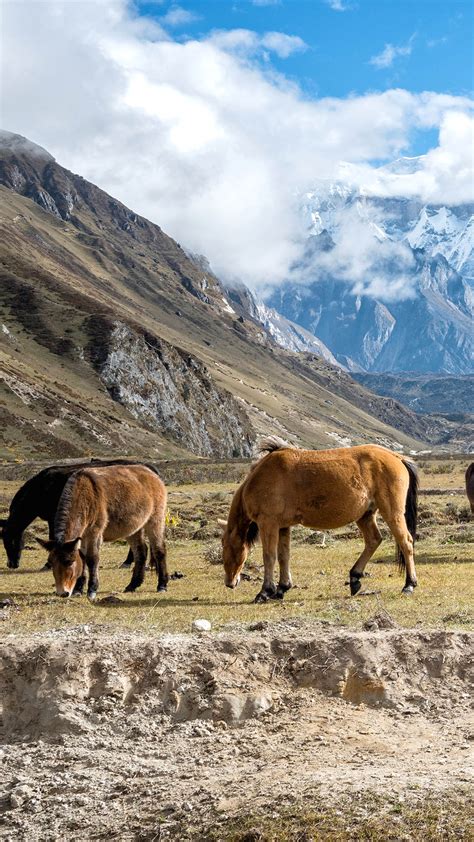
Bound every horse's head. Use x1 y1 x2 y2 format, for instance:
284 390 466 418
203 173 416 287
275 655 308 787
221 523 248 589
1 520 23 569
37 537 83 596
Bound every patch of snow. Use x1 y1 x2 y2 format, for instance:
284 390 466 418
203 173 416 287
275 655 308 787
220 297 236 315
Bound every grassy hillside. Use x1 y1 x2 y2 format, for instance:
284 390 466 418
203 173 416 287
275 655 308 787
0 137 445 460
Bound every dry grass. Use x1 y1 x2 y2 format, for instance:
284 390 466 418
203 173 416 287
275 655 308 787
0 460 473 636
202 792 473 842
1 514 472 637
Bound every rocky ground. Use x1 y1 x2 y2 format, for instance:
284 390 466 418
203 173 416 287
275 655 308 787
0 620 473 840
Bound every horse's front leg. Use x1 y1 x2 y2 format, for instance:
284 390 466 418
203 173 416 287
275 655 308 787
274 527 292 600
40 520 54 571
73 555 86 596
85 538 101 601
254 523 279 603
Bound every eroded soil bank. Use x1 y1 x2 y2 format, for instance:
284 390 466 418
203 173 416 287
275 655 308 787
0 620 473 840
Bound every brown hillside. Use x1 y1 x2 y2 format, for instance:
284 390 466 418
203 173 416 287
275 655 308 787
0 133 435 460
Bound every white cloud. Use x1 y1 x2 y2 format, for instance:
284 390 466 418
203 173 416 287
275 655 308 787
370 36 415 69
299 204 417 301
340 111 474 206
251 0 281 6
427 36 448 48
160 5 199 27
324 0 351 11
1 0 472 295
208 28 307 58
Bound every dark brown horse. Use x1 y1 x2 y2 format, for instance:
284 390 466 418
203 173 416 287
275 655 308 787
221 437 418 602
37 465 168 599
466 463 474 514
0 460 160 569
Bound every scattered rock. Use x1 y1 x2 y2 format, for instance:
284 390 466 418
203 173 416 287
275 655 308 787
203 543 223 565
363 611 398 631
248 621 268 632
191 619 212 633
304 531 327 546
10 784 34 809
98 594 124 605
0 598 16 608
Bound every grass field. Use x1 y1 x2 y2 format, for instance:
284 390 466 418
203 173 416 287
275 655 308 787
1 458 472 635
0 457 472 841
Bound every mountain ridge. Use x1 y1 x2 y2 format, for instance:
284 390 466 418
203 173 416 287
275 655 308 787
266 179 473 374
0 131 470 459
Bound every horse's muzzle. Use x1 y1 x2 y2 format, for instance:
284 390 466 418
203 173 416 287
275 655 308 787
58 591 71 598
225 575 240 589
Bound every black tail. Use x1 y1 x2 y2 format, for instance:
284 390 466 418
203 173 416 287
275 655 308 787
397 459 419 572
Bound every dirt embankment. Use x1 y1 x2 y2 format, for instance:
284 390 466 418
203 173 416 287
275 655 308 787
0 621 473 840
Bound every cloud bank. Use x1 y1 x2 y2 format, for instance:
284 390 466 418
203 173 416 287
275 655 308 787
1 0 473 294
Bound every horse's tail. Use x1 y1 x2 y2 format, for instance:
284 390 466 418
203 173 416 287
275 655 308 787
396 459 419 572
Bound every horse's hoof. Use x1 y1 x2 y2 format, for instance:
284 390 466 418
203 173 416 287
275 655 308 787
87 591 97 602
269 589 285 600
254 592 269 604
124 585 136 593
157 585 167 592
350 578 362 596
402 584 415 595
72 591 83 598
120 560 133 569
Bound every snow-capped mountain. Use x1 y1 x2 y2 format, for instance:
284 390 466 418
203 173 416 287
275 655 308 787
267 165 473 374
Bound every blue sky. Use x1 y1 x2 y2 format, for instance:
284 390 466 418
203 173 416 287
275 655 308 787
136 0 473 98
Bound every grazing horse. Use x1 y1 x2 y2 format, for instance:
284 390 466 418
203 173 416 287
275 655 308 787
37 465 167 599
0 460 160 569
221 437 418 603
466 463 474 514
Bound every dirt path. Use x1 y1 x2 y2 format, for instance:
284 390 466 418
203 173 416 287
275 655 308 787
0 620 473 840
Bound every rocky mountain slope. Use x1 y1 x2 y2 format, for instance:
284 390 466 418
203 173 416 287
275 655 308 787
0 132 466 460
266 163 473 374
353 372 474 416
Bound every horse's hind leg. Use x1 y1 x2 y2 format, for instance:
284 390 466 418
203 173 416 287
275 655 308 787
254 522 279 603
124 531 148 593
120 546 150 570
382 513 417 594
274 527 292 600
120 547 134 569
349 511 382 596
146 514 168 592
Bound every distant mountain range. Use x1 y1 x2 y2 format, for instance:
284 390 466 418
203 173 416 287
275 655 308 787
265 158 473 374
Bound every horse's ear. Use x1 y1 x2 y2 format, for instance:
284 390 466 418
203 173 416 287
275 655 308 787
36 537 55 551
62 537 81 552
217 519 228 532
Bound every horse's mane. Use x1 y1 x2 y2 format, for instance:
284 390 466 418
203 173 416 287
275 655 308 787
251 435 296 467
54 471 98 543
54 473 78 543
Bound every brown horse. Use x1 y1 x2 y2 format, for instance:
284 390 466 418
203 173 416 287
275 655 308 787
466 463 474 514
221 437 418 603
37 465 167 599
